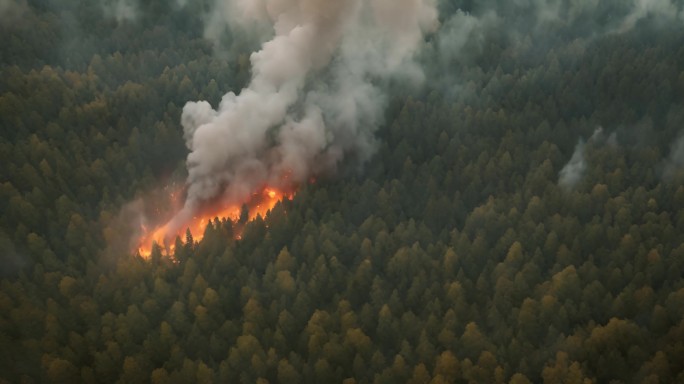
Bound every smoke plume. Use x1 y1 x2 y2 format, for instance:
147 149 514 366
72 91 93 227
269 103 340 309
169 0 437 235
558 138 587 190
558 127 619 189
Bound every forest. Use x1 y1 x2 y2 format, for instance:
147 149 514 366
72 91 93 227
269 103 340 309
2 0 684 383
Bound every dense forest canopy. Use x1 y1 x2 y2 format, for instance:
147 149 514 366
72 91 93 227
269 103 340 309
2 0 684 382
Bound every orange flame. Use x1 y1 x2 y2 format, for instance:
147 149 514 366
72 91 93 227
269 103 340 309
137 187 292 258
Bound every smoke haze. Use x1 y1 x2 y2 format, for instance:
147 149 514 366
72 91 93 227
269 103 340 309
619 0 684 33
432 0 684 66
663 135 684 180
0 0 27 25
102 0 138 22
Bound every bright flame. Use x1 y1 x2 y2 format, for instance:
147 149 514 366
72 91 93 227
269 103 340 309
137 187 292 258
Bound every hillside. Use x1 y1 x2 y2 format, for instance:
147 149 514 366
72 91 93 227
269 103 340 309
2 1 684 383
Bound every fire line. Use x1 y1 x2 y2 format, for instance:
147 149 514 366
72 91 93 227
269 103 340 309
137 187 291 258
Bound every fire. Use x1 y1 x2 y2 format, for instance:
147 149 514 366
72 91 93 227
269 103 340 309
137 187 292 258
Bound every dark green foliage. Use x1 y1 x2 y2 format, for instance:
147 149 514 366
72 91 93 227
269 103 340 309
2 2 684 384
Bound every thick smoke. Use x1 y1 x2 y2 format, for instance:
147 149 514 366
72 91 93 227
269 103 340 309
169 0 437 234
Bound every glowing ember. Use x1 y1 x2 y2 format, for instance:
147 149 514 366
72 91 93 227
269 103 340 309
137 187 292 258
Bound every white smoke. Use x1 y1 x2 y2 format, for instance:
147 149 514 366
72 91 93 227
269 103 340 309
102 0 138 22
169 0 438 234
663 134 684 179
203 0 273 53
559 138 587 190
618 0 683 33
558 126 619 189
437 9 498 64
589 126 605 143
522 0 682 29
434 0 683 52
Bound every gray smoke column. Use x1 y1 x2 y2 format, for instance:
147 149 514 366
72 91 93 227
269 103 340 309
169 0 438 233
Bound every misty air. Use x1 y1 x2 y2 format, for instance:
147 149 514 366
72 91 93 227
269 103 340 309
2 0 684 383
